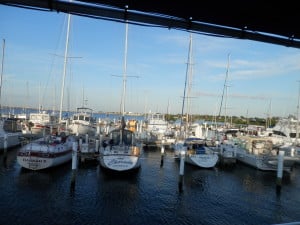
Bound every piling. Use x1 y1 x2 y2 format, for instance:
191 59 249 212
99 134 103 145
65 119 69 133
291 147 295 157
78 137 83 163
85 134 89 143
3 134 8 162
220 143 223 155
233 144 237 157
160 140 165 167
276 150 284 194
96 126 100 136
79 137 83 148
70 141 78 190
178 150 185 192
95 139 100 153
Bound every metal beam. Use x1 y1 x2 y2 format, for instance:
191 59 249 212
1 0 300 48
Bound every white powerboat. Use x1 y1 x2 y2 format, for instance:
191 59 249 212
0 118 23 151
68 107 96 137
234 136 297 173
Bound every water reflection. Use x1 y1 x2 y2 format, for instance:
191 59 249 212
0 147 19 170
0 145 299 225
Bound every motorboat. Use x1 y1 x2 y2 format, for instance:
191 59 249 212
68 107 96 137
0 118 23 151
233 136 297 173
22 111 59 138
267 117 300 146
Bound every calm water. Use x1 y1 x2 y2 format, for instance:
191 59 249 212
1 146 300 225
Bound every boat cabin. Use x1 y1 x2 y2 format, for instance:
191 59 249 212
29 112 58 125
71 107 95 123
109 129 134 146
184 138 207 154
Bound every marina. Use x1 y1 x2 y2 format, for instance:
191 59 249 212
1 145 300 225
1 2 300 225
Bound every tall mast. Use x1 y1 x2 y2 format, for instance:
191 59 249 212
59 10 71 122
121 21 128 117
25 81 29 115
224 79 228 126
0 39 5 117
119 20 129 144
266 99 272 128
218 53 231 118
186 33 194 126
38 82 41 112
180 33 193 137
296 81 300 144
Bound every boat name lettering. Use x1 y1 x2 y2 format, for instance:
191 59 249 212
23 158 46 163
108 158 133 166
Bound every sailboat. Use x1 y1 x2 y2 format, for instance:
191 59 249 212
173 33 219 169
214 53 237 165
99 22 143 172
17 12 76 170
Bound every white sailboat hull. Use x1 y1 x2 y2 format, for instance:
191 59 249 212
185 153 219 168
173 138 219 168
17 135 76 170
100 154 140 171
99 128 142 172
17 152 72 170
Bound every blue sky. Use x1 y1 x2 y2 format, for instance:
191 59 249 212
1 5 300 118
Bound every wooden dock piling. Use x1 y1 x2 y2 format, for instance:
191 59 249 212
276 150 284 194
71 141 78 189
3 134 8 163
178 150 185 192
160 140 165 167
